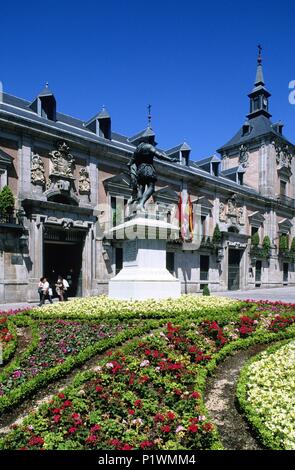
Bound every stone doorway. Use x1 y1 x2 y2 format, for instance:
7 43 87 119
43 229 84 298
228 249 241 290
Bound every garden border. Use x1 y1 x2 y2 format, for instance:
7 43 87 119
236 338 294 450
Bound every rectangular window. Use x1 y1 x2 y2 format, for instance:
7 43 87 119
283 262 288 284
280 180 287 196
255 260 262 284
111 196 127 227
200 255 209 281
201 215 206 238
166 252 175 274
115 248 123 274
251 226 259 236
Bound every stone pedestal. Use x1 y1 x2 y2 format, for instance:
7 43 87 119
108 214 181 300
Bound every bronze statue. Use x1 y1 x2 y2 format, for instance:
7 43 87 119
127 132 177 210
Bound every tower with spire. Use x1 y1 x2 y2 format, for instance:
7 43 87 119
217 46 295 198
247 46 271 120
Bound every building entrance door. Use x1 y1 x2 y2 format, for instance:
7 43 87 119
228 249 241 290
43 229 84 298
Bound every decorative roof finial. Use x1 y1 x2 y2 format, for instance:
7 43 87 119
45 81 49 88
257 44 262 65
147 104 152 127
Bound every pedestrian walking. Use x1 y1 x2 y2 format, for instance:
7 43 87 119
38 277 44 303
39 277 53 306
55 275 69 302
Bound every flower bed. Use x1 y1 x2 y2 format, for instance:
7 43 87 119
0 322 218 450
0 319 158 414
27 295 241 321
0 320 129 397
0 317 17 365
1 304 295 450
237 340 295 450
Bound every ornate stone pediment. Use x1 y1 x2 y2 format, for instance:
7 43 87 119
238 144 249 168
273 139 293 176
153 186 179 203
79 168 91 195
31 153 45 186
278 218 292 233
219 194 245 225
248 211 265 226
49 141 75 178
103 173 130 194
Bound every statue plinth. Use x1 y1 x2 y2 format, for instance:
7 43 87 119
108 213 181 300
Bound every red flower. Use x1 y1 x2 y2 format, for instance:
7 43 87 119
109 438 122 448
167 411 175 421
58 393 65 399
154 413 165 423
90 424 101 433
62 400 72 408
140 441 154 449
191 391 200 399
85 434 97 444
95 385 103 393
28 436 44 447
134 399 142 408
121 444 133 450
52 408 61 414
188 424 199 433
128 409 135 415
161 425 171 433
53 415 61 424
68 427 77 434
202 423 214 433
174 389 182 396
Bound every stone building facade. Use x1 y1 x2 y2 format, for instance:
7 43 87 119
1 53 295 302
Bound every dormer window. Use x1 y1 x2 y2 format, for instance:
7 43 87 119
242 121 251 136
40 94 56 120
30 83 56 121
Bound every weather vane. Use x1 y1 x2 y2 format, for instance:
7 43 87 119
257 44 262 64
147 104 152 127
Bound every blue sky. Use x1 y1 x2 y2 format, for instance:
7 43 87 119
1 0 295 159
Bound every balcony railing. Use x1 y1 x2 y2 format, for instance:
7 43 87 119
276 194 295 208
0 209 24 227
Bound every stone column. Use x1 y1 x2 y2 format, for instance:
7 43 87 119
27 217 44 301
82 226 93 296
19 135 32 199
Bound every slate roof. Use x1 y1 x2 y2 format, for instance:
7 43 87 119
217 115 293 153
0 92 132 149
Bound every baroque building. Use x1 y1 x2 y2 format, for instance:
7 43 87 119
0 52 295 303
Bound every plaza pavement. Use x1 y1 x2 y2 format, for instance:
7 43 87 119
1 287 295 311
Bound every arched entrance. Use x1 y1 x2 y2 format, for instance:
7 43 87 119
43 227 85 298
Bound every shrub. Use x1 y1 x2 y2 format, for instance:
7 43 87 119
202 285 210 296
212 224 222 245
279 234 289 252
290 237 295 253
251 232 259 247
0 186 14 217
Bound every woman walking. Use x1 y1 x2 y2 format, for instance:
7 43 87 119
39 277 53 306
